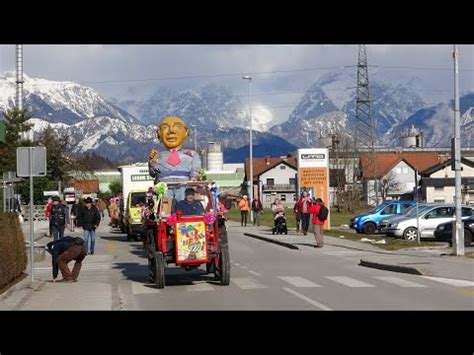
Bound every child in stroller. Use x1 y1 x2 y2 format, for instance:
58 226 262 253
271 198 288 235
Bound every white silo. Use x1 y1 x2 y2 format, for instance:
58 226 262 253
401 125 424 148
207 142 224 171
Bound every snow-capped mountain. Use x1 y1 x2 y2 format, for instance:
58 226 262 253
0 72 140 124
271 71 427 147
383 92 474 147
0 73 293 162
110 83 271 131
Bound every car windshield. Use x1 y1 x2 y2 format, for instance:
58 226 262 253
131 192 147 206
369 202 391 214
405 205 432 218
164 183 212 213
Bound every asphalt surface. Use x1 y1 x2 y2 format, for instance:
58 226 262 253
11 216 474 310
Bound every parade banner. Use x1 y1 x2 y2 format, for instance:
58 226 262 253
297 148 330 230
176 221 207 263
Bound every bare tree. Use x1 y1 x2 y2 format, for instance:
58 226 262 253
379 171 400 202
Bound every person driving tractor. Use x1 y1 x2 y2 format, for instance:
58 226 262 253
174 187 205 216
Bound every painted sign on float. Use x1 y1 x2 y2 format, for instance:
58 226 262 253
297 148 330 230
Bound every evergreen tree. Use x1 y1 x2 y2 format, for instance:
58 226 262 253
0 108 33 173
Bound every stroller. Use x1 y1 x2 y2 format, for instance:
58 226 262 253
272 212 288 235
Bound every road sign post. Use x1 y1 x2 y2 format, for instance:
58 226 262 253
17 147 47 281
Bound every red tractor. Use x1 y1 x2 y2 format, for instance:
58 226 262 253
145 181 230 289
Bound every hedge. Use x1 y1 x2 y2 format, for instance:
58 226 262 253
0 213 27 291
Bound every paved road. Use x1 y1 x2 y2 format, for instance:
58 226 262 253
21 217 474 310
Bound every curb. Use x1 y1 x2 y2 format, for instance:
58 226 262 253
243 233 300 250
359 259 423 275
0 274 32 300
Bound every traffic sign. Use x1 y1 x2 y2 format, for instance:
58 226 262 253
16 147 47 177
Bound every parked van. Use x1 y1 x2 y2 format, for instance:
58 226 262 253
350 200 416 234
124 190 147 241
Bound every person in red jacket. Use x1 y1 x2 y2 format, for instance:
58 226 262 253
44 197 53 237
309 198 326 248
297 190 313 235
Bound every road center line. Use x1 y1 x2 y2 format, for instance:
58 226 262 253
282 287 332 310
248 270 262 276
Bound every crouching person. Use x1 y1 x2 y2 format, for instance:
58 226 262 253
47 237 87 282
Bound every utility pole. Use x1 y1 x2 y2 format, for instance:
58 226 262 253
16 44 24 110
353 45 378 207
453 45 464 256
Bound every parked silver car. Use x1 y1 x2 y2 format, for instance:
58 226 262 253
385 204 473 241
378 203 439 233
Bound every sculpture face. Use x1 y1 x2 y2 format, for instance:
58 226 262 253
157 116 188 150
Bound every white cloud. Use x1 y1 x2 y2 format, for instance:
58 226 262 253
0 44 473 124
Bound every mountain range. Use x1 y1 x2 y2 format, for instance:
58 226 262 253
1 70 472 163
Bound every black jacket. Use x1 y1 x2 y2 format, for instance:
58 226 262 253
174 200 205 216
77 206 101 230
47 237 76 279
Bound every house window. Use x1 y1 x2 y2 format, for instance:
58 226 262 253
293 194 297 201
266 178 275 186
289 178 296 185
265 195 272 202
280 194 286 201
434 186 444 191
396 168 401 174
280 165 286 170
402 167 409 174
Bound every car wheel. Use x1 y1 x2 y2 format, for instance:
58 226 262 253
363 222 376 235
464 229 472 247
403 227 418 242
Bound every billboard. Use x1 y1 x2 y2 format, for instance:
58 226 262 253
297 148 330 230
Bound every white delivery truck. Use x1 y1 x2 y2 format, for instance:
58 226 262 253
118 163 155 240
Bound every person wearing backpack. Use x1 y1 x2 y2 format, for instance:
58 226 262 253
50 196 69 241
309 198 328 248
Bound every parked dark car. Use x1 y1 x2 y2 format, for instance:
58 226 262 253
434 217 474 247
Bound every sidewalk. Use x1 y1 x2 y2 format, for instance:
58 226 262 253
232 221 474 281
1 214 117 310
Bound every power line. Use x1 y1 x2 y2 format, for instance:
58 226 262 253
17 63 474 88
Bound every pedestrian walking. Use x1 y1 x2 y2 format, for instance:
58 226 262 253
238 195 249 227
309 198 328 248
44 197 53 237
297 190 313 235
77 197 101 255
251 196 263 227
46 236 86 282
50 196 69 241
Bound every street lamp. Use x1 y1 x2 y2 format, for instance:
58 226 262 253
191 124 197 152
243 75 253 223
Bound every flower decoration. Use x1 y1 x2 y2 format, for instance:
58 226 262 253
166 213 177 226
153 182 168 199
204 213 216 225
199 168 207 181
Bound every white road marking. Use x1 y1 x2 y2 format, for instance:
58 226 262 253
421 276 474 287
131 281 161 295
231 277 268 290
233 263 241 267
186 283 215 292
248 270 262 277
278 276 322 288
373 276 427 288
282 287 332 310
325 276 375 288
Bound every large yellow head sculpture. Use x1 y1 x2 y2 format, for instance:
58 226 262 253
157 116 189 150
